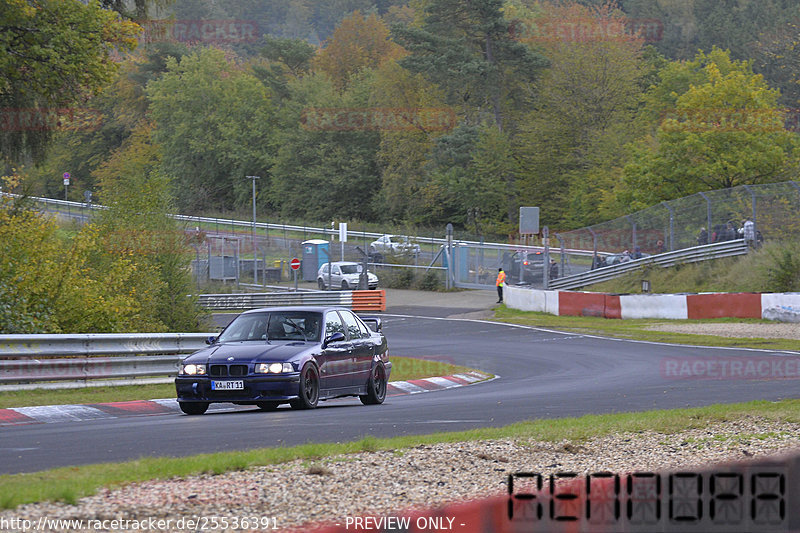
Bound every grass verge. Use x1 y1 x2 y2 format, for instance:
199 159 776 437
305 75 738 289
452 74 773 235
2 399 798 509
0 356 479 410
493 307 800 351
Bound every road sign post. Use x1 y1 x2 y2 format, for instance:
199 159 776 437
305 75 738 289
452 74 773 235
290 257 301 291
63 172 70 201
339 222 347 261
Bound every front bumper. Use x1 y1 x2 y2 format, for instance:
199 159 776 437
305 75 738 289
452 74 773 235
175 373 301 403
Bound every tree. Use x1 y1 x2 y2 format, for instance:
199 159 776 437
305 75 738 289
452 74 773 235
269 72 382 221
23 42 189 200
0 174 166 333
255 35 316 101
392 0 547 130
621 48 800 208
146 47 276 212
0 0 139 164
752 20 800 107
92 123 205 331
514 2 649 227
313 11 404 90
371 59 450 223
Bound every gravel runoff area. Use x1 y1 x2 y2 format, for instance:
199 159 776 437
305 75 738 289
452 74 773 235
3 418 800 531
646 322 800 340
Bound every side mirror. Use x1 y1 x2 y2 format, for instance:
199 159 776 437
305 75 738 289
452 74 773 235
323 331 345 348
205 336 218 345
361 317 382 332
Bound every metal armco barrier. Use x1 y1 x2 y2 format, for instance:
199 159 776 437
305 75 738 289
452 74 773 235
197 290 386 312
309 450 800 532
352 290 386 312
0 333 210 391
550 239 749 290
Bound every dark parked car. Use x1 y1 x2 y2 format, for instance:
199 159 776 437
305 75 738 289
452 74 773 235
175 307 391 415
503 250 545 285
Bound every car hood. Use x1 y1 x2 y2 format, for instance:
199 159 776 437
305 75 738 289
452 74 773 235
342 272 378 280
184 342 316 363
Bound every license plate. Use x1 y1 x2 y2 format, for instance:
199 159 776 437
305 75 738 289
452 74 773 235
211 380 244 391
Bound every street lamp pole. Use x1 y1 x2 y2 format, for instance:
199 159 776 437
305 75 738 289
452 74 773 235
246 175 260 283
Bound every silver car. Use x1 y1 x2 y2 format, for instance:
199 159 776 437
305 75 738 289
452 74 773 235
369 234 421 256
317 262 379 290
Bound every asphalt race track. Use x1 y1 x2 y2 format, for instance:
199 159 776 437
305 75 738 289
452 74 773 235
2 315 797 475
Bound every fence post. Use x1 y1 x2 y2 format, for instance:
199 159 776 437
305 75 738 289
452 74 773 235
555 232 566 278
543 226 550 289
446 223 453 290
235 238 240 289
699 191 712 244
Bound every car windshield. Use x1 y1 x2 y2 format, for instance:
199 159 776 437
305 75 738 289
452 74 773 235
217 312 322 343
340 264 362 274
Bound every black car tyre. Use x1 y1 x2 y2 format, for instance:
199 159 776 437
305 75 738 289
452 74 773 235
290 364 319 409
179 402 209 415
318 278 326 289
359 363 387 405
341 280 350 290
257 401 280 411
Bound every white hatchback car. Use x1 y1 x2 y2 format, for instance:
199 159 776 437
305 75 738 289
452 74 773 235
369 234 421 255
317 262 379 290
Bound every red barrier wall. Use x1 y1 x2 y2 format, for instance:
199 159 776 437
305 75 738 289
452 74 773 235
603 294 621 319
686 292 761 319
558 292 606 317
557 292 620 319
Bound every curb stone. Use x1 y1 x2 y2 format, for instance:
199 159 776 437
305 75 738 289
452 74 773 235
0 371 493 427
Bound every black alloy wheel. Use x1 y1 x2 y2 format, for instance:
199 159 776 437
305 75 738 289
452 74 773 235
290 364 319 409
360 363 387 405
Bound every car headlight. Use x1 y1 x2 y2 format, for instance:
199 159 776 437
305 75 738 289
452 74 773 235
181 363 206 376
256 362 294 374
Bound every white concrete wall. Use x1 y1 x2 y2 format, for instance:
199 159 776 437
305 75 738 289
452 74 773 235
504 285 545 312
619 294 688 319
761 293 800 321
504 286 559 315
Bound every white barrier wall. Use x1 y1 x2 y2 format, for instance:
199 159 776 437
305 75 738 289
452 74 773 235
504 286 559 315
619 294 688 319
506 286 800 322
761 293 800 322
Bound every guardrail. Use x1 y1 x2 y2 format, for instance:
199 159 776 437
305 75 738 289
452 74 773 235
0 333 211 391
549 239 750 290
16 193 599 254
197 290 385 312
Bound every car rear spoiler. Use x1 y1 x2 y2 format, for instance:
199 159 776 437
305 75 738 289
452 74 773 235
360 316 382 332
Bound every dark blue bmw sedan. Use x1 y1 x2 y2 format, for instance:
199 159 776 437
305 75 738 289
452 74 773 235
175 306 391 415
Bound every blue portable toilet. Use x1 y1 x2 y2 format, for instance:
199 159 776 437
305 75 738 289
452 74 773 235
302 239 330 281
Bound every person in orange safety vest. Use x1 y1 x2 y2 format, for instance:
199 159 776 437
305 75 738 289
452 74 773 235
496 268 505 303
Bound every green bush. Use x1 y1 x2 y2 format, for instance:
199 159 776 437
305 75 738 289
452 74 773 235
381 268 415 289
766 243 800 292
415 270 442 291
376 267 444 291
